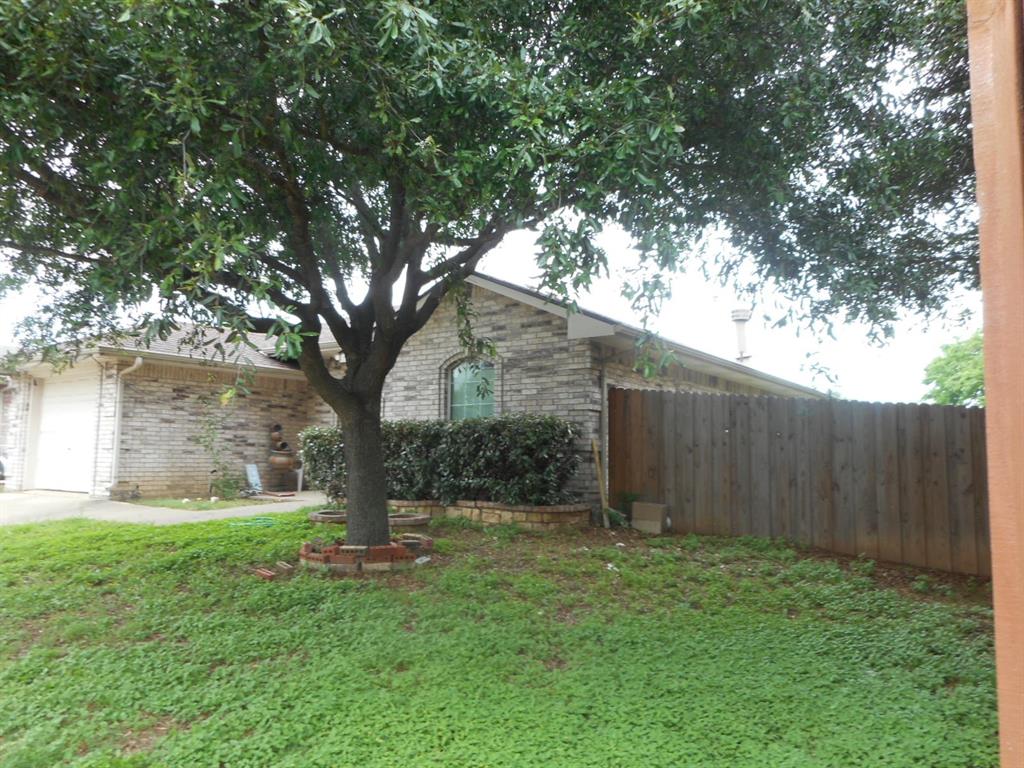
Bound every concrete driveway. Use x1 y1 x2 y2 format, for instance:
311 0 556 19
0 490 327 526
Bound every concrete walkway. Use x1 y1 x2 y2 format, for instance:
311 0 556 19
0 490 327 526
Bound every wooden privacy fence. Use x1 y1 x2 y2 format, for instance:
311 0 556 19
608 388 990 576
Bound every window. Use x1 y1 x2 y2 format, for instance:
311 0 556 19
450 361 495 420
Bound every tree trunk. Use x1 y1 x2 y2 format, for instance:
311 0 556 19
338 396 391 546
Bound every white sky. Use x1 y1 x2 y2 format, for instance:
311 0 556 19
0 227 980 403
477 228 981 403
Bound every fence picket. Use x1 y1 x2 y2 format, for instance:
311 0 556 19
875 404 902 564
732 396 752 537
852 402 879 558
713 396 732 536
693 393 713 534
770 398 792 539
661 390 677 530
924 405 953 572
971 408 991 577
677 392 696 533
831 400 857 556
897 404 928 568
749 395 772 539
946 407 978 575
811 399 834 552
794 398 813 546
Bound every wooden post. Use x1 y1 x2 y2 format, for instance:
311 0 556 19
592 438 610 528
967 2 1024 764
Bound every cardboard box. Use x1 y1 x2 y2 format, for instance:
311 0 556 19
631 502 668 534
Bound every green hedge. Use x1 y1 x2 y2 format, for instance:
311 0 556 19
300 415 581 506
298 426 347 504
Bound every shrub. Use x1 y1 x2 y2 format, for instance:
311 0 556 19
384 420 449 501
210 472 244 500
299 426 347 504
432 415 580 505
300 414 580 506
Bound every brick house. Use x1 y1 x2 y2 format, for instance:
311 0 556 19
0 332 333 497
377 274 823 501
0 274 819 500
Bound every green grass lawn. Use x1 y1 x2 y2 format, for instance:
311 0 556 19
0 512 997 768
127 497 271 511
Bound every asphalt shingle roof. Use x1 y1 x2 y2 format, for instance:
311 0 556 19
99 327 301 373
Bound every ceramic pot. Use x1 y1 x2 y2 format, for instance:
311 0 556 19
269 450 295 470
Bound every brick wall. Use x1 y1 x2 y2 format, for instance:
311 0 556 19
116 362 329 497
306 387 338 429
381 286 602 501
602 355 770 395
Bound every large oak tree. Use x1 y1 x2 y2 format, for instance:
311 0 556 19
0 0 973 544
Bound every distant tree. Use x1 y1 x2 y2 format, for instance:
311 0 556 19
0 0 975 544
923 331 984 406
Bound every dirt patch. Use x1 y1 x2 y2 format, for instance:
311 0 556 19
554 605 578 625
793 545 992 608
585 527 993 609
13 619 47 658
544 655 567 670
120 715 186 754
380 570 433 592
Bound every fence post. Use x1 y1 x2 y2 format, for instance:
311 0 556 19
967 1 1024 763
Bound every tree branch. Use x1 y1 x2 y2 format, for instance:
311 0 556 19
189 286 278 334
254 251 306 286
323 258 362 319
240 141 358 352
337 183 384 261
421 222 511 282
295 324 354 414
0 240 101 266
296 118 374 159
411 232 508 334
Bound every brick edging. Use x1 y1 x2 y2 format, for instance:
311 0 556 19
383 499 591 529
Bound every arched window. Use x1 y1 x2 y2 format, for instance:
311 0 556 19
449 361 495 420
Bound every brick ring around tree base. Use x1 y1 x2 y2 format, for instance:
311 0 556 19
298 534 433 574
308 511 431 527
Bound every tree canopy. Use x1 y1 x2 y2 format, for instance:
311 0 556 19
0 0 975 543
923 330 984 407
2 1 974 347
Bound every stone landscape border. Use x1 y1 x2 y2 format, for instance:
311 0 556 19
308 510 431 527
388 499 591 529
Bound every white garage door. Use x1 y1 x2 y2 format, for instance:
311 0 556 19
31 372 99 492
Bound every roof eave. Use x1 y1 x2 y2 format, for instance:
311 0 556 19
94 346 307 378
467 274 824 398
598 326 825 399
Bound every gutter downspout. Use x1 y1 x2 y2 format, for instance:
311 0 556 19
109 357 143 493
